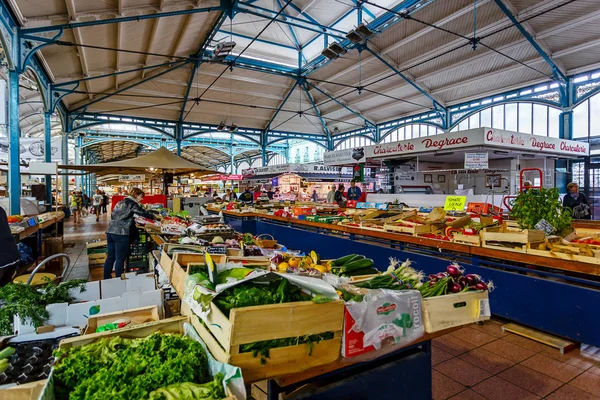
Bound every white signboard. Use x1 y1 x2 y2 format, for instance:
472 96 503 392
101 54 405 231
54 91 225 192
464 152 488 169
0 137 62 162
324 127 590 165
119 174 145 182
483 128 589 156
242 162 351 177
28 161 58 175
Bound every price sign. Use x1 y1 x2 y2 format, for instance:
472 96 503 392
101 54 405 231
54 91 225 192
534 219 554 235
206 246 227 255
444 196 467 211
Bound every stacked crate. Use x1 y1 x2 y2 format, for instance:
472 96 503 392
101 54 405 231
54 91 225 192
87 240 108 268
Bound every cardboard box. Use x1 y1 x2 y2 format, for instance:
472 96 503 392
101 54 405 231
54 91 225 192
14 274 162 335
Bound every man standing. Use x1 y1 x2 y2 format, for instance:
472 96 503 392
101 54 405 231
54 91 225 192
327 186 336 203
102 191 109 214
267 187 274 200
93 189 103 222
347 181 362 201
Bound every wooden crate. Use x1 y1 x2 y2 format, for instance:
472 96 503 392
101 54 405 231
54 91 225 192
452 233 481 246
159 250 174 279
0 379 47 400
422 291 490 333
56 317 236 400
171 253 227 298
188 300 344 383
527 248 600 265
59 317 187 350
84 305 161 335
480 224 545 253
226 256 271 268
383 222 431 236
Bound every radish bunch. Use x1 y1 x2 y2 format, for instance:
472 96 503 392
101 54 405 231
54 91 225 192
418 263 493 298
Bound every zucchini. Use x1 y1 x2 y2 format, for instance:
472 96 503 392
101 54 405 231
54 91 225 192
0 347 14 360
341 258 374 273
331 254 363 266
341 267 379 277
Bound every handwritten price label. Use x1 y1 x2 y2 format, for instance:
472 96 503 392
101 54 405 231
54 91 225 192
444 196 467 211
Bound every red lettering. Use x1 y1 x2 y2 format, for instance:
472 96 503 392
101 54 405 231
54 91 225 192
422 136 468 150
560 142 587 153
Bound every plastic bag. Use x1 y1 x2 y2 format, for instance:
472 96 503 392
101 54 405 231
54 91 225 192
345 289 424 350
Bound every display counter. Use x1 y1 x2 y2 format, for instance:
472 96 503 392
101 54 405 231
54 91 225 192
209 209 600 347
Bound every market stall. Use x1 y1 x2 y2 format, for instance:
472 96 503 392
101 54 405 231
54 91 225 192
241 162 372 201
324 127 589 208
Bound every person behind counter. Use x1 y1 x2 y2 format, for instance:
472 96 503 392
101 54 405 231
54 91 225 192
347 180 362 201
0 206 22 286
267 187 274 200
563 182 591 219
311 190 318 202
327 186 336 203
225 188 237 202
239 187 254 204
103 188 156 279
334 184 346 207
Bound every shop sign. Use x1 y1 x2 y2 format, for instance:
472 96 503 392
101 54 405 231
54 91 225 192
464 152 488 169
119 174 145 182
483 128 589 156
444 196 467 211
218 174 243 180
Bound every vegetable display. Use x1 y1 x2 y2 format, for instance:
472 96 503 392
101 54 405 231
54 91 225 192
418 263 493 298
510 187 572 235
53 333 223 400
0 280 87 336
204 279 305 317
329 254 379 277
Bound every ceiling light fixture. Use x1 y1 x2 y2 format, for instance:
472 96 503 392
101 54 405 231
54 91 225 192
346 23 375 43
216 121 226 131
212 41 236 62
228 123 238 132
321 47 339 60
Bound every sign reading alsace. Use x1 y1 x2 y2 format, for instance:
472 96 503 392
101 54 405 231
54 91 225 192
242 162 350 177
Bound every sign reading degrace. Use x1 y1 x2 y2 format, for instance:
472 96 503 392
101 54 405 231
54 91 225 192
323 127 589 165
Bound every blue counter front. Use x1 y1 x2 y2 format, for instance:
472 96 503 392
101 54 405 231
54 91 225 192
214 211 600 347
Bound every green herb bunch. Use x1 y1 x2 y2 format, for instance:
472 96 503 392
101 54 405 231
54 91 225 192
510 187 572 235
53 333 216 400
0 279 87 336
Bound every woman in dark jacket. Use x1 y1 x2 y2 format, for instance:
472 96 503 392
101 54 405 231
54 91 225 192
563 182 591 220
0 207 21 285
103 188 155 279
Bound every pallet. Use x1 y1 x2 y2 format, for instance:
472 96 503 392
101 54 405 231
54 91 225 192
422 291 490 333
84 305 161 335
188 299 344 383
502 323 576 354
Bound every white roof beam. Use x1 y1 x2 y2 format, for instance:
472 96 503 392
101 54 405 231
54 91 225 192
64 0 93 100
115 23 123 89
142 17 161 78
171 12 194 61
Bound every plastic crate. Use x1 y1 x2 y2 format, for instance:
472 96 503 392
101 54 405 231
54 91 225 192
127 239 149 273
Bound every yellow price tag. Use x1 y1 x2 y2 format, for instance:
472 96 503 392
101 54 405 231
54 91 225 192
444 196 467 211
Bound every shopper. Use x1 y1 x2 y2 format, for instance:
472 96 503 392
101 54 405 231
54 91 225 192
239 187 254 204
327 186 336 203
102 191 109 214
334 184 346 207
103 188 155 279
267 187 274 200
563 182 591 220
93 190 103 222
225 188 237 202
0 206 21 286
347 180 362 201
69 191 80 224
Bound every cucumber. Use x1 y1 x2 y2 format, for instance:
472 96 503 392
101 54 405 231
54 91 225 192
341 267 379 277
340 258 374 273
0 347 14 360
331 254 363 266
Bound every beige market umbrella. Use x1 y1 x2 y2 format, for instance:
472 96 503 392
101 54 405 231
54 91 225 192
61 147 216 176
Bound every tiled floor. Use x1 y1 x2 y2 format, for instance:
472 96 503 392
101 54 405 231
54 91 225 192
61 215 600 400
62 211 109 281
432 322 600 400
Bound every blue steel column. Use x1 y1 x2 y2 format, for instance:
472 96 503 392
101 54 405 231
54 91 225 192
44 112 52 209
230 135 235 173
8 70 21 215
75 136 82 190
61 132 69 205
